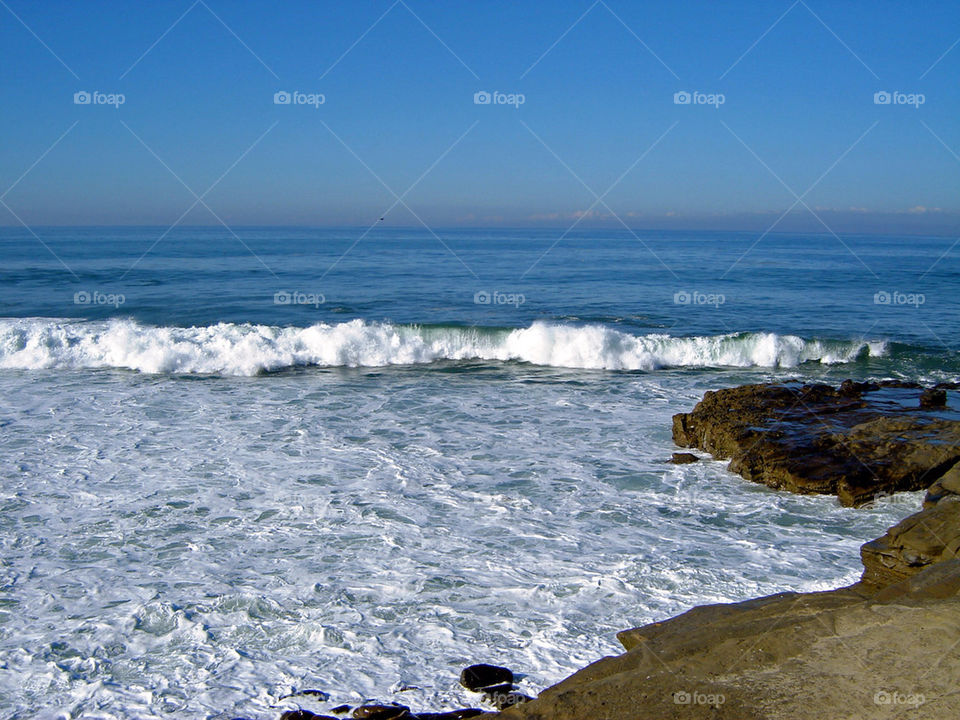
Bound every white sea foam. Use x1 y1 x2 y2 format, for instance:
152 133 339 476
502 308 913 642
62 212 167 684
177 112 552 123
0 318 887 376
0 366 913 720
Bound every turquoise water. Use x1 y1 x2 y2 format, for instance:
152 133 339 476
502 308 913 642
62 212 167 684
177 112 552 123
0 227 955 718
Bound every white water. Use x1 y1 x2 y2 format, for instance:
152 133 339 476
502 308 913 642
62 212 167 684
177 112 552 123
0 364 915 719
0 318 887 376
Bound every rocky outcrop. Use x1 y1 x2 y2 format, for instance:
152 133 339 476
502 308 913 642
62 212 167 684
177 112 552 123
671 381 960 506
860 461 960 590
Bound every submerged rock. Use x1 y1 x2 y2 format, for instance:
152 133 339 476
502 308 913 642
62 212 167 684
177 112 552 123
921 387 948 408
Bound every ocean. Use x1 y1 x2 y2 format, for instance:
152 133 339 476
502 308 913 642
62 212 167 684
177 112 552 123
0 227 956 719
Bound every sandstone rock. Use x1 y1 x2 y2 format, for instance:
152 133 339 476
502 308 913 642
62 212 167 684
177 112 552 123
487 693 532 711
924 460 960 508
861 495 960 589
669 452 699 464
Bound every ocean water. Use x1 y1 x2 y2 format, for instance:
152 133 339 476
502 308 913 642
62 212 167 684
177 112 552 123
0 227 957 719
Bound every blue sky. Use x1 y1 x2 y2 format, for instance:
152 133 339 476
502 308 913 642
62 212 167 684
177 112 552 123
1 0 958 233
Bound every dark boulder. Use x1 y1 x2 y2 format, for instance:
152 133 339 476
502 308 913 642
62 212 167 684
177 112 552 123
920 388 947 408
459 665 513 693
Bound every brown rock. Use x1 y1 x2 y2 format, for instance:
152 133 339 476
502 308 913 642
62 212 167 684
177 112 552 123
920 388 947 408
669 452 699 464
861 496 960 589
486 692 532 711
925 460 960 508
671 381 960 506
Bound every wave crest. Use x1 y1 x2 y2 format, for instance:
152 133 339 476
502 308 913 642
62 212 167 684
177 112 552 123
0 318 887 376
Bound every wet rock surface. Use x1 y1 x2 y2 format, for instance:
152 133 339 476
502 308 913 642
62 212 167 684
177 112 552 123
671 380 960 506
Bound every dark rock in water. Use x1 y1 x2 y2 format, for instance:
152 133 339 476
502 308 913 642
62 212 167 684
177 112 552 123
839 379 879 397
672 381 960 506
281 690 331 701
920 388 948 408
351 705 410 720
670 452 699 464
414 710 488 719
459 664 513 693
877 379 922 388
330 706 351 715
486 691 533 710
280 711 337 720
935 381 960 390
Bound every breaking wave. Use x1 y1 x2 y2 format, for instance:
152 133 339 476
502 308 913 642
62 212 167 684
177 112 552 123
0 318 888 376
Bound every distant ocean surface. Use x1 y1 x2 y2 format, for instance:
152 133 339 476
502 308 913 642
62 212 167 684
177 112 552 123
0 227 956 719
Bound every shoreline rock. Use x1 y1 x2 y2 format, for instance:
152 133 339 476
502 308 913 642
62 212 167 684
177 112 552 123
671 380 960 506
